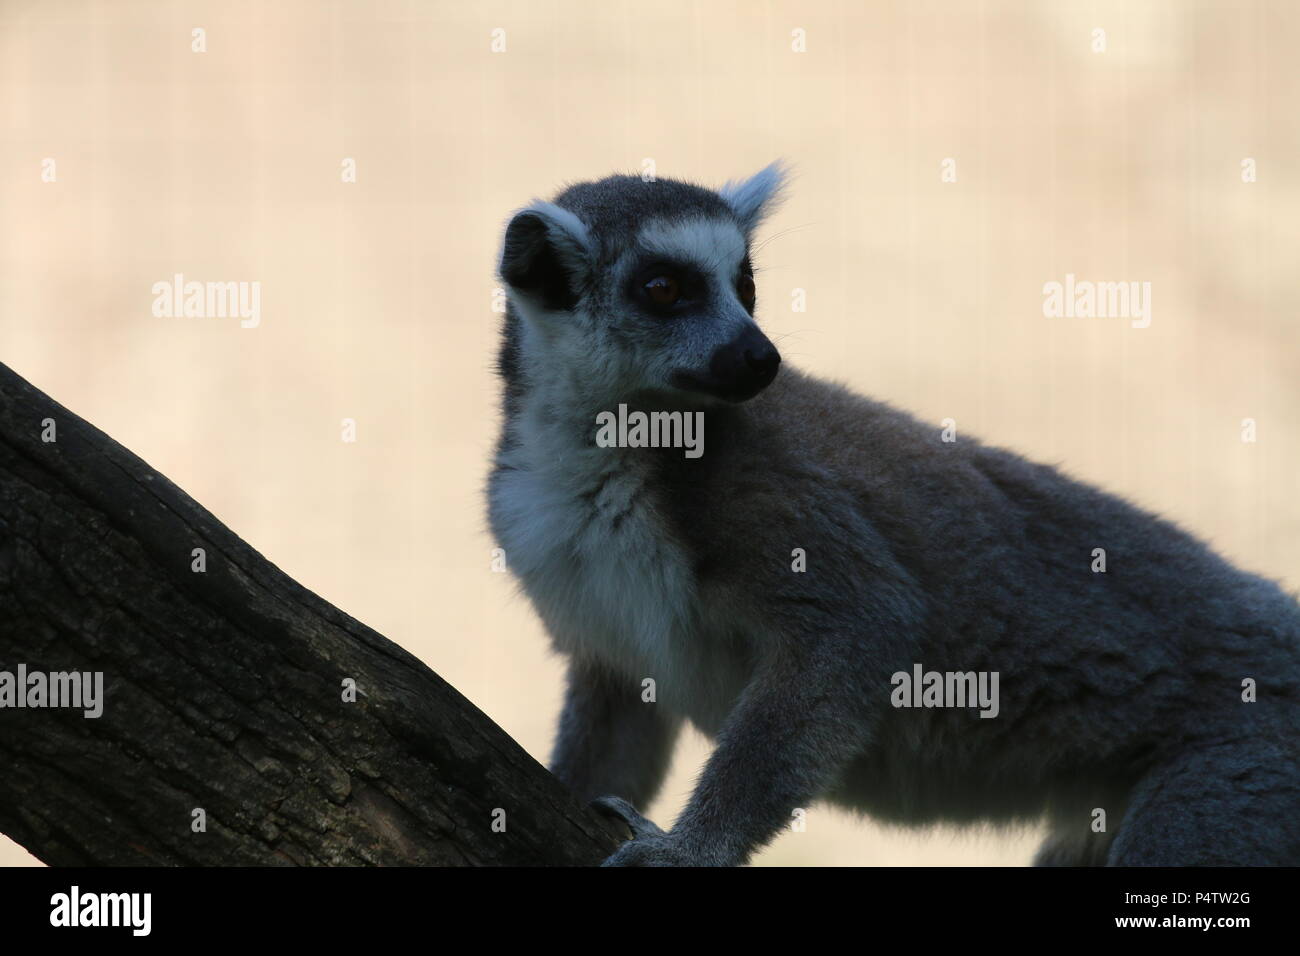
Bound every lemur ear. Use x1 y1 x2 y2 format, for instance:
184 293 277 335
499 201 593 312
719 160 790 235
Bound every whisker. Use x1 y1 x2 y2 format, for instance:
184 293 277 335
752 222 816 254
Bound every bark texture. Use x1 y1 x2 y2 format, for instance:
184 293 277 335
0 362 620 865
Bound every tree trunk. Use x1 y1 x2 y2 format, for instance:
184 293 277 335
0 362 620 865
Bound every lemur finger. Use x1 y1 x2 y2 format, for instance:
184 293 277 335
589 795 666 839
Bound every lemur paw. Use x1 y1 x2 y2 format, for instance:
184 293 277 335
591 795 692 867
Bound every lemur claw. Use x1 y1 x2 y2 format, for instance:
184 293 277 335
591 796 688 866
590 795 666 840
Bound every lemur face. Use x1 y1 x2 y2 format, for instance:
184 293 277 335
498 164 787 405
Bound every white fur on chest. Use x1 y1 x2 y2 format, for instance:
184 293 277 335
490 306 753 730
492 433 701 697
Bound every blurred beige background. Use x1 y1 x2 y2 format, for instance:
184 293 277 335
2 0 1297 866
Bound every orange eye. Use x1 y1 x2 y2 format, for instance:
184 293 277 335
737 273 756 310
644 275 680 306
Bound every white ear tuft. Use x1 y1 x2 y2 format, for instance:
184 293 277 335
498 200 594 310
518 200 592 254
719 161 791 234
498 200 592 280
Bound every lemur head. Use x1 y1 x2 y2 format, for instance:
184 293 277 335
498 163 787 406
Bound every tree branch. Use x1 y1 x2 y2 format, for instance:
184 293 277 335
0 362 620 865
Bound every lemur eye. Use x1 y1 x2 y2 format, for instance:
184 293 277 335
644 275 681 306
737 272 756 311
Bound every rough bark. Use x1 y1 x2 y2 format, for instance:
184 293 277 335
0 362 621 865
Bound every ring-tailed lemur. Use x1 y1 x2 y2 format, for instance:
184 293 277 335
487 163 1300 866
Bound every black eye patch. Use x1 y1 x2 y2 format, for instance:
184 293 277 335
626 259 709 314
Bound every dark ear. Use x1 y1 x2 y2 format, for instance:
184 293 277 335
719 160 790 235
499 202 592 312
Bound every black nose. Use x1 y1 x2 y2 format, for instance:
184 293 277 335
671 324 782 402
743 342 781 387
